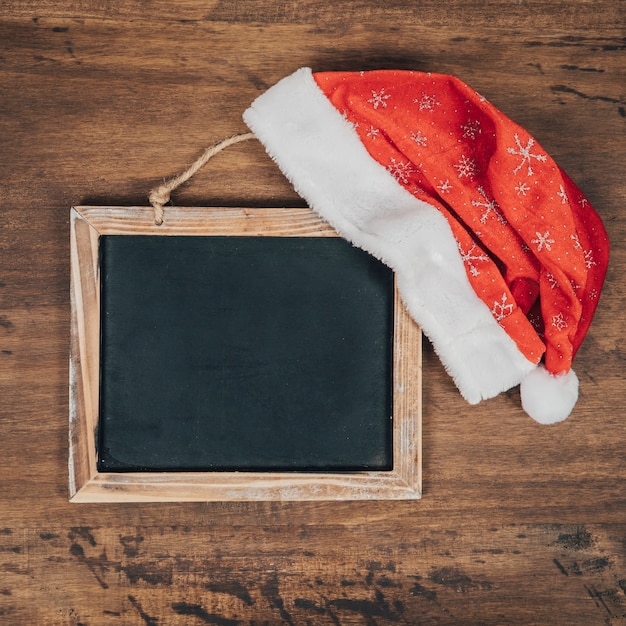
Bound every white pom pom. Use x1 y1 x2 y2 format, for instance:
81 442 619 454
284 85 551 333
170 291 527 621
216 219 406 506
520 366 579 424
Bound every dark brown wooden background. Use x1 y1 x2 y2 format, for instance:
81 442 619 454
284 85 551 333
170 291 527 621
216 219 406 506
1 2 625 624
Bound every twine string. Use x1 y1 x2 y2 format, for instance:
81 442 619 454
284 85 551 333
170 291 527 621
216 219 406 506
148 132 257 225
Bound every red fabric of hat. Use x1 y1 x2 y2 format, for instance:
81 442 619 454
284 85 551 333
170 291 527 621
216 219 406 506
244 68 609 423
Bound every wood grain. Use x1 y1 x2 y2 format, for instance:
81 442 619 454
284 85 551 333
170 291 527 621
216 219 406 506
1 0 625 622
1 523 624 625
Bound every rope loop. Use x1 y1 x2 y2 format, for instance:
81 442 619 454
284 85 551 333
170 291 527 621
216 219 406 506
148 132 256 225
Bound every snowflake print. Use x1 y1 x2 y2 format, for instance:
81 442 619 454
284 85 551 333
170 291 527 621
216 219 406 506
411 130 428 147
491 293 514 322
557 185 569 205
546 273 559 289
387 158 414 184
589 288 598 300
437 179 453 194
552 312 567 331
507 133 547 176
578 195 589 208
415 93 441 112
366 125 380 139
458 242 489 276
570 233 582 250
532 231 555 252
472 186 507 225
368 89 390 109
461 119 482 140
454 154 479 179
584 249 597 268
570 279 581 292
515 182 530 196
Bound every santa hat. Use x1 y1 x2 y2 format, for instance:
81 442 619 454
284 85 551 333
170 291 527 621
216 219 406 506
243 68 609 424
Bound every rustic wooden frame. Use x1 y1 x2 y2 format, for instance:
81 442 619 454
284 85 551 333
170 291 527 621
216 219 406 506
69 206 422 502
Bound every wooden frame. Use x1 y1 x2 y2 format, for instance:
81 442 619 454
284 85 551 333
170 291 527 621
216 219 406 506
69 206 422 502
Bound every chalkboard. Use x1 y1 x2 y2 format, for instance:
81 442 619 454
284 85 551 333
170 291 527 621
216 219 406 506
69 206 422 502
98 235 394 472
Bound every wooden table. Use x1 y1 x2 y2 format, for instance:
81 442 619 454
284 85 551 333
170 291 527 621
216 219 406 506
1 2 624 623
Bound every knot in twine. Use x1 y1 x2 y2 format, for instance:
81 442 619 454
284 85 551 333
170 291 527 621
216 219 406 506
148 132 256 225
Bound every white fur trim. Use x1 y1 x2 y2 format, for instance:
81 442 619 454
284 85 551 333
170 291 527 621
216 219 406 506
244 67 537 403
520 366 578 424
